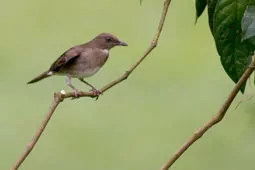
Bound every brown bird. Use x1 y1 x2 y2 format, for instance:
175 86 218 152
27 33 128 98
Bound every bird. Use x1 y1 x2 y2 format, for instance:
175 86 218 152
27 33 128 98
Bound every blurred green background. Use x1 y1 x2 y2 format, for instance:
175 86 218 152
1 0 255 169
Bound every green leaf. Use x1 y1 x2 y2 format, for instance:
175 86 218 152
207 0 218 33
241 5 255 41
249 0 255 5
196 0 207 22
213 0 255 93
241 2 255 84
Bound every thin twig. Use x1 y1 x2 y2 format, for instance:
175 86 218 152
160 59 255 170
11 0 172 169
11 94 63 170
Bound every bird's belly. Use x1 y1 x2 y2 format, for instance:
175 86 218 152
68 66 101 78
81 67 100 77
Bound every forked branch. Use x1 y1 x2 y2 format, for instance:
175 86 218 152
11 0 172 169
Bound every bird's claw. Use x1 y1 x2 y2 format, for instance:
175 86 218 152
90 88 103 100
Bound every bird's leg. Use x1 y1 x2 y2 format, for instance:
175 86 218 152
66 76 79 98
79 78 102 99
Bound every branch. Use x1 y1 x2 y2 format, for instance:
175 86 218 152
160 58 255 170
11 0 172 169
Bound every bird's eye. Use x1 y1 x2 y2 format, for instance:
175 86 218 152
105 37 112 42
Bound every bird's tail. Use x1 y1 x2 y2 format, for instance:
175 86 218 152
27 71 53 84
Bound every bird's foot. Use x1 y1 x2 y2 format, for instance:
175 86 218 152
90 88 103 100
71 89 80 99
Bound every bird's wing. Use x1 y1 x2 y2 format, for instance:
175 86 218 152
49 47 81 72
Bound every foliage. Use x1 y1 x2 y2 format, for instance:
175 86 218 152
196 0 255 92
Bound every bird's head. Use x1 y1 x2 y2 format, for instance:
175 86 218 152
92 33 128 50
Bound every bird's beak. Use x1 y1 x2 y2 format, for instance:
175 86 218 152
118 41 128 46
